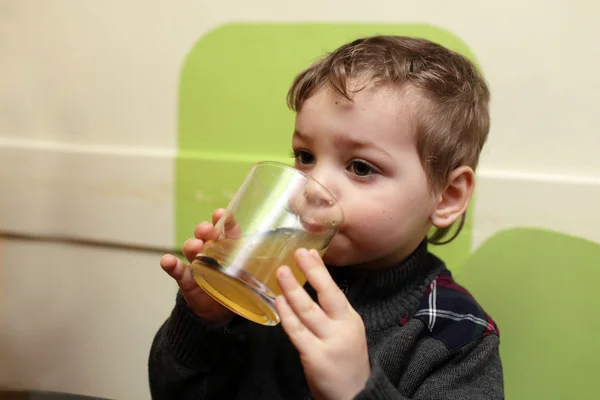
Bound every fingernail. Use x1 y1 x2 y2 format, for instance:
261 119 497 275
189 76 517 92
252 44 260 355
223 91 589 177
278 266 292 277
309 249 320 259
297 248 309 258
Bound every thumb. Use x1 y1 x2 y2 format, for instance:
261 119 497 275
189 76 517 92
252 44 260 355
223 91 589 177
160 254 200 292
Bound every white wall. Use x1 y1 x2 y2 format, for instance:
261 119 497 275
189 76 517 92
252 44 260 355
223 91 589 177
1 0 599 399
0 238 175 399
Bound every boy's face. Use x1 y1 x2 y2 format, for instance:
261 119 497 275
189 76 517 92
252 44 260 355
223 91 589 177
292 83 439 268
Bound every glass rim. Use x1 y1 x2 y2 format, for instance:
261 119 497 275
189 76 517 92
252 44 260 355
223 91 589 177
253 160 343 214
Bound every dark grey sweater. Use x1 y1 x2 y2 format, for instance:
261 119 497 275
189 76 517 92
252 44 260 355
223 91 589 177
148 241 504 399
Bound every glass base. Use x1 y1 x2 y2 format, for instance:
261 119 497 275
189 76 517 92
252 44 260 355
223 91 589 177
191 261 280 326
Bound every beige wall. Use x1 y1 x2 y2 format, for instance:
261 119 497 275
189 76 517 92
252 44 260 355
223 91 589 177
1 1 599 399
0 238 175 399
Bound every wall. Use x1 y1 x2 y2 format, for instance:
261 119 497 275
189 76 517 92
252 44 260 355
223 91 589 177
1 1 599 399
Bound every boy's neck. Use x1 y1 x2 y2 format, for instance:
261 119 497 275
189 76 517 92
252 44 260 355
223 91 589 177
329 235 428 274
327 237 429 281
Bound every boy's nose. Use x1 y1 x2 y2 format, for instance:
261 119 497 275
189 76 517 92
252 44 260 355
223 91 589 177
303 165 339 202
291 175 342 234
303 179 334 208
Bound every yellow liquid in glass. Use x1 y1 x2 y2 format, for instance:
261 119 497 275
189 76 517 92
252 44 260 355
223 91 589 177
190 228 326 326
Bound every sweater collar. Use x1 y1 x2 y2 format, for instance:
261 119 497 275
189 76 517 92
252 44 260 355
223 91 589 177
327 239 444 331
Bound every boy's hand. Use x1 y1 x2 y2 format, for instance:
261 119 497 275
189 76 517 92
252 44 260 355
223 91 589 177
275 249 371 400
160 208 239 326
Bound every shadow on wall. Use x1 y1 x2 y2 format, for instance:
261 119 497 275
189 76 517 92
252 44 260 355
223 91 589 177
0 391 108 400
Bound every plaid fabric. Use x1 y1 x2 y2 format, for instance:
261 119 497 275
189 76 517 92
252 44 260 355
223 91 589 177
412 273 499 351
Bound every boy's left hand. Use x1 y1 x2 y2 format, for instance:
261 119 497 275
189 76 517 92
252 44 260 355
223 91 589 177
275 248 371 400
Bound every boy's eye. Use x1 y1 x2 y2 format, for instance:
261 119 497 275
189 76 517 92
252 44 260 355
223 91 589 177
349 160 376 177
294 150 315 165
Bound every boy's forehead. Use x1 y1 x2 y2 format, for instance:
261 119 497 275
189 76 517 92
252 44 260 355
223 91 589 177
294 83 418 145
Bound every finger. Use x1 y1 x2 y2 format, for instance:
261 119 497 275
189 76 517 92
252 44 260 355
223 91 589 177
223 214 243 239
194 221 220 242
211 209 243 239
275 294 319 352
211 208 226 225
296 248 350 320
182 238 204 263
276 266 329 338
160 254 201 292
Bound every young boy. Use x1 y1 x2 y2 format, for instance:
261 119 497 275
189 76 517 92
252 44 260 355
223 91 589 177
149 35 503 399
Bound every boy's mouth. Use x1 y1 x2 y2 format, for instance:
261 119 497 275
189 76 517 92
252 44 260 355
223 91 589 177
300 218 329 236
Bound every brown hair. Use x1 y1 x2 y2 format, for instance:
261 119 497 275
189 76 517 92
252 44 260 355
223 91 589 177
287 35 490 244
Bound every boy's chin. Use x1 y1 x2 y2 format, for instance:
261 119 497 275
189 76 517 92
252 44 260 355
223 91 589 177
321 235 356 266
321 247 354 267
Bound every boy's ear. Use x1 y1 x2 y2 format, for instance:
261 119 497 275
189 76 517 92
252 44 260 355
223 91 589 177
430 166 475 229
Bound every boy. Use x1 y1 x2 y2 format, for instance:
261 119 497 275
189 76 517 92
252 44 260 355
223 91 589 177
149 35 503 399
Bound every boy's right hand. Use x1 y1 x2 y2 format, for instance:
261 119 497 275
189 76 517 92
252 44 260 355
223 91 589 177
160 208 235 326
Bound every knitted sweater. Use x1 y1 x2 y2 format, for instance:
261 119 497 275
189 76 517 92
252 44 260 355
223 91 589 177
148 241 504 399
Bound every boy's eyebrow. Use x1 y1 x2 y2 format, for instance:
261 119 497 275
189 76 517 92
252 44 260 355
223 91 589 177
294 130 393 161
